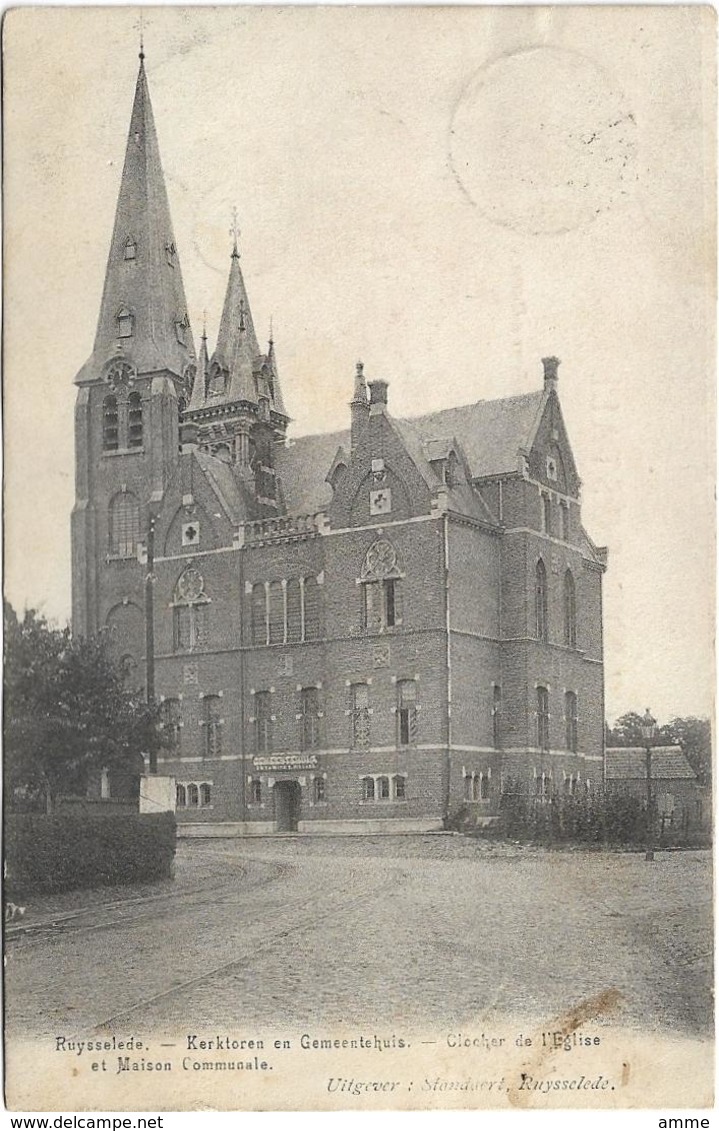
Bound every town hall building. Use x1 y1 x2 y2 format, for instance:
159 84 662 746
72 55 608 835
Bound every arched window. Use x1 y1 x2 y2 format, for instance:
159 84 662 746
286 578 302 643
200 783 211 807
187 783 199 808
535 560 548 642
268 581 285 644
252 582 268 645
172 567 210 652
128 391 143 448
492 684 502 749
397 680 418 746
204 695 222 758
563 570 577 647
565 691 578 752
160 698 181 752
123 236 136 261
377 776 391 800
303 576 320 640
177 396 186 453
360 539 402 632
362 777 375 802
102 395 119 451
176 783 186 808
109 492 140 557
537 686 550 751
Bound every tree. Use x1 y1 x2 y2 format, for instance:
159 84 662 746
605 711 649 748
4 603 163 813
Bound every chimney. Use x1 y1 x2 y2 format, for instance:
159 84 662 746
368 378 388 415
350 360 370 450
542 356 560 390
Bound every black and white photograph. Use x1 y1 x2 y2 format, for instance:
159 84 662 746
3 5 714 1114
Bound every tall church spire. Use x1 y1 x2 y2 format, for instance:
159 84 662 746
76 55 196 383
209 247 260 404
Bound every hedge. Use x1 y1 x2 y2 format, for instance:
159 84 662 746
5 811 177 896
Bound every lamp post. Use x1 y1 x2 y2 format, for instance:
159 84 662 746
641 708 656 862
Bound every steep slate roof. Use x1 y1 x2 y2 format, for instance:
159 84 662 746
405 391 545 479
76 57 196 382
275 431 349 514
193 449 254 524
605 747 697 781
274 391 547 515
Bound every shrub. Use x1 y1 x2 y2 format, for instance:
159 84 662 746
5 811 176 896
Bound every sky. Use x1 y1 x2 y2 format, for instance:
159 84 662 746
3 6 715 725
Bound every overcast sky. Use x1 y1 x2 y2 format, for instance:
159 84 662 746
4 6 715 724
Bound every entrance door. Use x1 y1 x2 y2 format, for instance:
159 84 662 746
274 780 301 832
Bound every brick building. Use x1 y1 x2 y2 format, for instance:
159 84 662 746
71 57 608 835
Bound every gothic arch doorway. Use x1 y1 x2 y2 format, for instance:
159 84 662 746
273 780 301 833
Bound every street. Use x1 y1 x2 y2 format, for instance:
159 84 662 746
5 836 713 1040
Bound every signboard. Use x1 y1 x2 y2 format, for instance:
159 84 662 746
253 754 319 772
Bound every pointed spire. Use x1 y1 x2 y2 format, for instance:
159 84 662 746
76 56 196 383
189 316 209 411
208 250 259 404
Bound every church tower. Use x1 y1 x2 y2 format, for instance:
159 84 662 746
72 52 197 651
183 229 289 516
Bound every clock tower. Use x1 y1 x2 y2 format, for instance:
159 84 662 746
71 51 196 666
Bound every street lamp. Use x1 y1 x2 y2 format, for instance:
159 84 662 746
640 708 657 861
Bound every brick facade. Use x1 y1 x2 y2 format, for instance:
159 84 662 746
71 59 608 834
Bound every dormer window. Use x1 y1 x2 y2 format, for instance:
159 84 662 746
123 237 136 261
546 456 558 482
117 308 134 338
175 314 189 346
165 241 176 267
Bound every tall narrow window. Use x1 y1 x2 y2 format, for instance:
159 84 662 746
172 567 210 652
537 686 550 751
313 776 326 803
128 391 143 448
176 783 186 808
563 570 577 647
377 775 391 800
252 582 268 645
250 778 262 805
394 775 406 800
535 559 548 642
124 237 136 260
397 680 418 746
362 776 375 801
204 695 222 758
187 783 199 808
492 684 502 749
303 576 320 640
479 772 490 801
351 683 371 748
560 501 570 542
268 581 285 644
161 697 182 753
109 492 140 557
360 539 402 632
102 395 119 451
565 691 578 752
301 687 320 750
286 578 302 643
542 493 552 535
255 691 272 754
200 783 212 806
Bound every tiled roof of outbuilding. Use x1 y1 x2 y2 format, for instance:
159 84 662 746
605 747 697 781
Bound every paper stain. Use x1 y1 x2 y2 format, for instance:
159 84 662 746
507 988 624 1108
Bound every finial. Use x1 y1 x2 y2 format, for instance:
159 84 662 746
202 309 207 339
356 360 364 379
138 11 145 61
268 316 274 347
230 207 240 258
